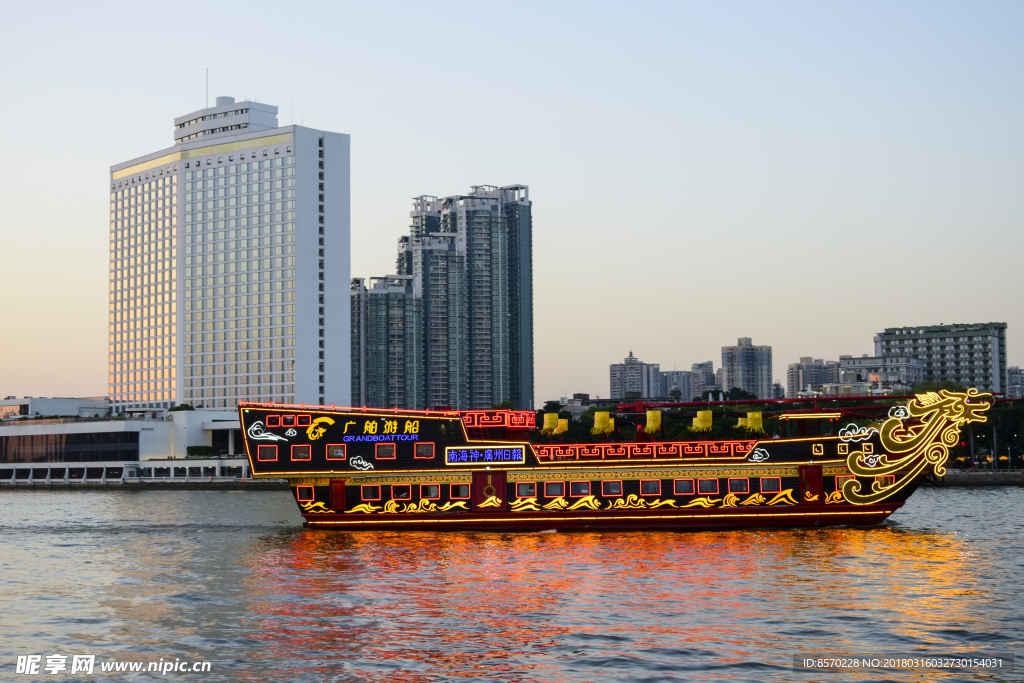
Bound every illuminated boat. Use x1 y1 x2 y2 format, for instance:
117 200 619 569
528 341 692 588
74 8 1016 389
238 389 992 531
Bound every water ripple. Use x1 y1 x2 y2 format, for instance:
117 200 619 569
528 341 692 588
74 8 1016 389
0 488 1021 681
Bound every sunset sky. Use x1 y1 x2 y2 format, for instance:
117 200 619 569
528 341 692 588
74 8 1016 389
0 1 1021 404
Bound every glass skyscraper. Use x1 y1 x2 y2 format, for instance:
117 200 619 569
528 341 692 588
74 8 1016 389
108 96 350 412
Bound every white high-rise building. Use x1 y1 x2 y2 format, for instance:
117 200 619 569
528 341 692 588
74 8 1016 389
108 96 350 412
609 352 664 399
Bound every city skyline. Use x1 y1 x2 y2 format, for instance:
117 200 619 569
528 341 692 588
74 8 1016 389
2 2 1023 407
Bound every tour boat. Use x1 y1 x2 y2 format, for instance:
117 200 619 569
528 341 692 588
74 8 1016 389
238 388 992 531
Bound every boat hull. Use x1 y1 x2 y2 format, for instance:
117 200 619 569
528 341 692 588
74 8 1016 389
300 502 903 532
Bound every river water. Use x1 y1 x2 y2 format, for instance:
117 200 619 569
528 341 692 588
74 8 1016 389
0 487 1021 682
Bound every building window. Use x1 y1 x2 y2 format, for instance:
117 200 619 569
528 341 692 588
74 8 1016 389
673 478 695 495
450 483 470 499
544 481 565 498
516 482 536 498
697 478 719 495
601 480 623 497
640 479 661 496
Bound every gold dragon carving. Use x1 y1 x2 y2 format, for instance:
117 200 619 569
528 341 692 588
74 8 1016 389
843 389 991 505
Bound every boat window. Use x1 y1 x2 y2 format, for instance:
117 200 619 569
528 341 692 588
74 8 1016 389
291 445 311 461
326 444 347 460
640 479 661 496
544 481 565 497
601 480 623 497
697 478 719 495
570 481 591 497
282 415 295 426
375 443 396 459
760 477 781 493
265 415 280 428
673 478 695 495
415 443 435 459
361 485 381 501
450 484 470 499
835 475 855 491
295 486 314 502
421 484 440 500
257 445 278 461
296 415 312 427
392 484 411 500
516 482 537 498
728 478 749 494
875 474 895 487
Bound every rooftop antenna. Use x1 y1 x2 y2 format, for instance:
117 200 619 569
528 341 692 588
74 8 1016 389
205 68 208 108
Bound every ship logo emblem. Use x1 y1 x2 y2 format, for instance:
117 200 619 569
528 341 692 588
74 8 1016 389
838 424 878 442
285 428 297 437
247 422 287 442
748 448 770 462
349 456 374 471
306 417 335 441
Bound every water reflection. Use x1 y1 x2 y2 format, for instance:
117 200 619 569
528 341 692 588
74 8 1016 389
239 518 1007 682
1 488 1020 682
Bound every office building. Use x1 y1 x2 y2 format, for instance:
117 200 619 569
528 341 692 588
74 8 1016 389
0 409 252 483
609 352 665 399
1 396 109 420
838 355 925 391
721 338 773 400
689 361 718 400
873 323 1007 393
786 358 841 398
350 276 423 409
108 96 350 412
662 371 691 403
1007 366 1023 400
395 185 533 410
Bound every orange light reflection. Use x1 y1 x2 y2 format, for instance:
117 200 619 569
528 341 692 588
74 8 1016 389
238 526 991 681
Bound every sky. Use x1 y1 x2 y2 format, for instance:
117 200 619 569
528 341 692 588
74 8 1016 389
0 1 1021 404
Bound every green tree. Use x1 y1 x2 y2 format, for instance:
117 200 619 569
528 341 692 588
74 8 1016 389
913 380 967 394
491 400 515 409
169 403 195 412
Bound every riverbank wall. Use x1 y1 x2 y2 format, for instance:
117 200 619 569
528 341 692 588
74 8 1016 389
0 479 290 491
927 471 1024 487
